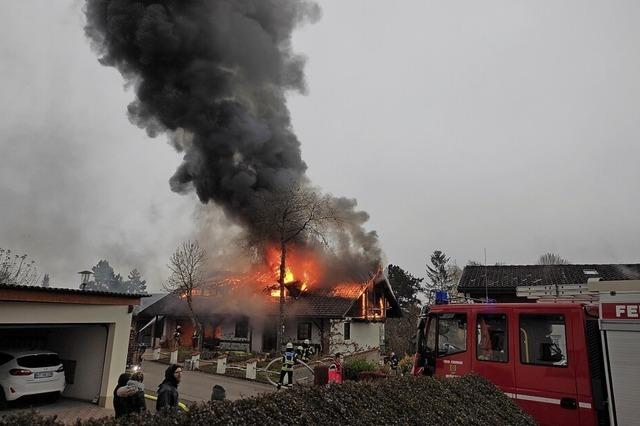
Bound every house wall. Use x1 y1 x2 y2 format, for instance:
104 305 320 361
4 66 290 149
282 318 322 344
0 301 131 408
218 320 250 351
329 319 384 355
250 318 264 353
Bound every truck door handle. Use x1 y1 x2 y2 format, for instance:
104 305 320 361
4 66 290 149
560 398 577 409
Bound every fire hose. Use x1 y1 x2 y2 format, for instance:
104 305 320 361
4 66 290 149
263 357 315 387
144 394 189 412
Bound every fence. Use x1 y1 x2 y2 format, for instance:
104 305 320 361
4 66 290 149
145 348 370 387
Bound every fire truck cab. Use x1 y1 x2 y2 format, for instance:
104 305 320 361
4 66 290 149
412 280 640 426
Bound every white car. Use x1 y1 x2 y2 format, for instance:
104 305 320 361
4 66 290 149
0 350 65 408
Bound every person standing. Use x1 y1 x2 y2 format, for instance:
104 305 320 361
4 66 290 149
191 328 199 349
113 373 132 418
125 372 146 414
173 325 182 349
389 352 399 376
277 342 297 390
301 339 313 364
156 364 182 412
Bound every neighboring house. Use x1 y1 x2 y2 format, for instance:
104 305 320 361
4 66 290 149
135 272 402 356
458 264 640 302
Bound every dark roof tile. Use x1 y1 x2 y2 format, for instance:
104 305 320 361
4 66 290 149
458 264 640 290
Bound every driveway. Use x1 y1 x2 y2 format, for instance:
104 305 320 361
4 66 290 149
143 360 275 402
1 397 114 423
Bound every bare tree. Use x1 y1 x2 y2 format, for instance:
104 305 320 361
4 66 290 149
537 252 569 265
254 183 341 351
0 248 39 286
165 240 207 350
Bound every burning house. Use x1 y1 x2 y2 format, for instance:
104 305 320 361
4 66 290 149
136 261 402 356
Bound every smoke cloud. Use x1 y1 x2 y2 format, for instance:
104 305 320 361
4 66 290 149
84 0 381 270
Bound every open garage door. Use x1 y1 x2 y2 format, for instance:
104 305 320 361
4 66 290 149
0 324 108 402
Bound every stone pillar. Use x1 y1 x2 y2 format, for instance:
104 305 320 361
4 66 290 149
216 355 227 374
170 349 178 365
246 360 257 380
191 353 200 370
152 347 160 361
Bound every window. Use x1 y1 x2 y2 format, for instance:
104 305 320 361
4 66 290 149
437 313 467 356
477 314 508 362
425 315 436 353
17 354 61 368
297 322 312 340
234 318 249 339
344 322 351 340
520 314 568 367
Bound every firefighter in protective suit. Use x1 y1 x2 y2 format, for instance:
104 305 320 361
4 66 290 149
301 339 313 363
277 342 297 390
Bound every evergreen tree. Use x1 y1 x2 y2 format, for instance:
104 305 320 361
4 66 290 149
84 260 124 292
386 264 425 309
41 274 50 288
426 250 459 302
126 269 147 294
385 264 426 356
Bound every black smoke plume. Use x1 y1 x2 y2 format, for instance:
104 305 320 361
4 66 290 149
84 0 380 268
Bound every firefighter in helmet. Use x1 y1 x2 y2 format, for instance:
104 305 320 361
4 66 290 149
301 339 313 363
277 342 297 390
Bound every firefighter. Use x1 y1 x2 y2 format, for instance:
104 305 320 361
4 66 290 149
191 328 199 349
173 325 182 349
277 342 297 390
389 352 399 375
301 339 313 363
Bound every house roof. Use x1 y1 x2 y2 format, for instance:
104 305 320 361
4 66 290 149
138 273 403 319
266 282 370 318
132 293 169 315
0 282 147 305
458 264 640 292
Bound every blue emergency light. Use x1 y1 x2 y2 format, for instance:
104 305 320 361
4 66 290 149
435 291 449 305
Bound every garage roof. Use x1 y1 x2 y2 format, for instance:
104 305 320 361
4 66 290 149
0 283 146 305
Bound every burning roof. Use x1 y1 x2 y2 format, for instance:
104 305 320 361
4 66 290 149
138 271 401 320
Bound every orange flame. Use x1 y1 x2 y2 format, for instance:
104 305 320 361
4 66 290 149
263 244 321 288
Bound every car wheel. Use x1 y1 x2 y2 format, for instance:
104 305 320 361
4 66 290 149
0 386 7 410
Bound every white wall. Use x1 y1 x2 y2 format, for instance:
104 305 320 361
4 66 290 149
0 301 132 408
48 325 108 401
329 320 383 355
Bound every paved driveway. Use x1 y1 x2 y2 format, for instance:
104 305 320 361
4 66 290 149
143 360 275 402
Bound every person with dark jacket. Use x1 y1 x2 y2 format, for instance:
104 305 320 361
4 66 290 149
125 372 146 414
156 364 182 412
113 373 131 418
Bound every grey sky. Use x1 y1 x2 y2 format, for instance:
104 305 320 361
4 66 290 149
1 1 639 289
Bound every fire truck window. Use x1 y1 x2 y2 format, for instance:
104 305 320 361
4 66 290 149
437 313 467 357
519 314 568 367
476 314 508 362
425 315 436 353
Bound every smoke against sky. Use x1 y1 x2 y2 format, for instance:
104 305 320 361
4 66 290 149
1 1 639 290
83 0 381 268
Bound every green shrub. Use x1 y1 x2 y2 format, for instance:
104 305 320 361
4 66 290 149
0 375 535 426
398 354 414 375
343 357 377 381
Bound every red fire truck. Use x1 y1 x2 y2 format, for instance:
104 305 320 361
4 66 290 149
412 280 640 426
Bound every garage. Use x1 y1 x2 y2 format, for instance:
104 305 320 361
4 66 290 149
0 284 144 408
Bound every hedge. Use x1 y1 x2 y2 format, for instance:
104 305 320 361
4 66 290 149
0 375 535 426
